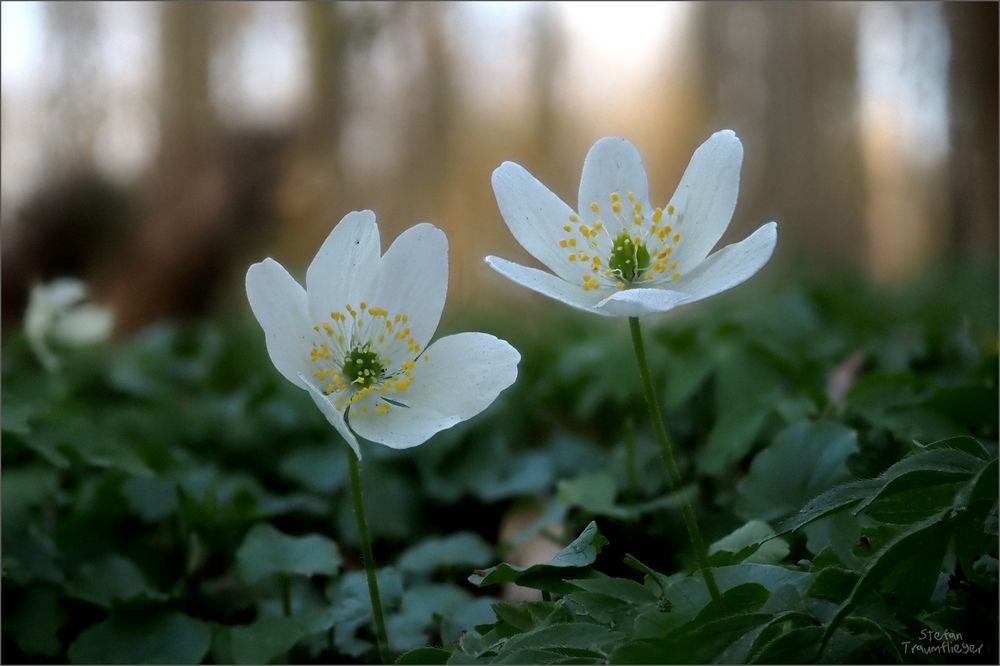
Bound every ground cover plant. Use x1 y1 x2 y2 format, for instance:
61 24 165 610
2 264 997 664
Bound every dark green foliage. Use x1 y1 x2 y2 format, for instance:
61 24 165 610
2 268 997 663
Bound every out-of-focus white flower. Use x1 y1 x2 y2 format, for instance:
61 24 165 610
25 277 114 370
486 130 777 317
246 210 520 458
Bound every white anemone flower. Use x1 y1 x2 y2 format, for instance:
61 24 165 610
246 211 520 458
486 130 777 317
25 277 114 371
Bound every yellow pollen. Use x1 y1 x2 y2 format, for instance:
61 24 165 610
313 325 320 332
671 272 681 281
590 202 600 213
612 202 622 213
359 302 367 310
627 192 636 202
568 214 579 222
322 322 333 335
610 192 620 203
652 208 663 222
563 224 572 232
616 281 625 290
559 239 568 248
673 233 680 243
568 255 577 262
634 203 642 213
667 204 675 215
568 238 577 247
579 225 590 237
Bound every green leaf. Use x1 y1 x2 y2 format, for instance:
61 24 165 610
736 421 858 522
821 512 954 651
68 611 211 664
557 472 631 519
694 583 770 623
396 647 451 664
65 554 164 607
398 532 493 574
4 586 68 656
493 622 623 661
229 616 304 664
469 522 608 593
860 471 967 524
708 520 789 565
700 405 770 477
1 466 60 529
750 625 823 663
279 446 348 494
612 613 774 664
236 523 341 584
918 435 990 460
805 567 858 603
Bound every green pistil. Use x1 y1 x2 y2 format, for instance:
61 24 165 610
343 343 383 385
609 230 650 282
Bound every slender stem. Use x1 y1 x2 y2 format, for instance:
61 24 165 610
627 317 724 609
346 448 391 664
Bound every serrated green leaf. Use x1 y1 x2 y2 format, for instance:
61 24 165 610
68 611 211 664
860 471 967 524
236 523 341 584
821 512 954 652
494 622 623 661
396 647 451 664
918 435 990 460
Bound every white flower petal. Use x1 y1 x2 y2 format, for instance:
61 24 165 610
578 137 652 231
485 256 612 316
350 332 520 449
369 223 447 361
51 304 113 345
667 130 743 272
492 162 584 282
306 210 381 323
594 287 691 317
673 222 777 303
246 259 312 387
300 373 361 459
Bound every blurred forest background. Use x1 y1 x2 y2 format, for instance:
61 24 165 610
2 1 997 335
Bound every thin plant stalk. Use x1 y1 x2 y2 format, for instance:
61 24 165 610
628 316 724 609
346 447 391 664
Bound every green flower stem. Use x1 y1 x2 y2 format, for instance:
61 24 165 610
628 316 724 609
346 447 391 664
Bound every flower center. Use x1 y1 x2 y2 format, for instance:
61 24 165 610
560 192 686 293
342 342 384 385
608 230 650 282
306 301 427 417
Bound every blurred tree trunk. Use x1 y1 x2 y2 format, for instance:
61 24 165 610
530 3 564 168
945 2 998 262
159 2 214 159
302 2 349 178
694 3 867 273
43 2 102 172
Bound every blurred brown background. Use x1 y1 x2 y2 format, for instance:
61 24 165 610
2 1 996 334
